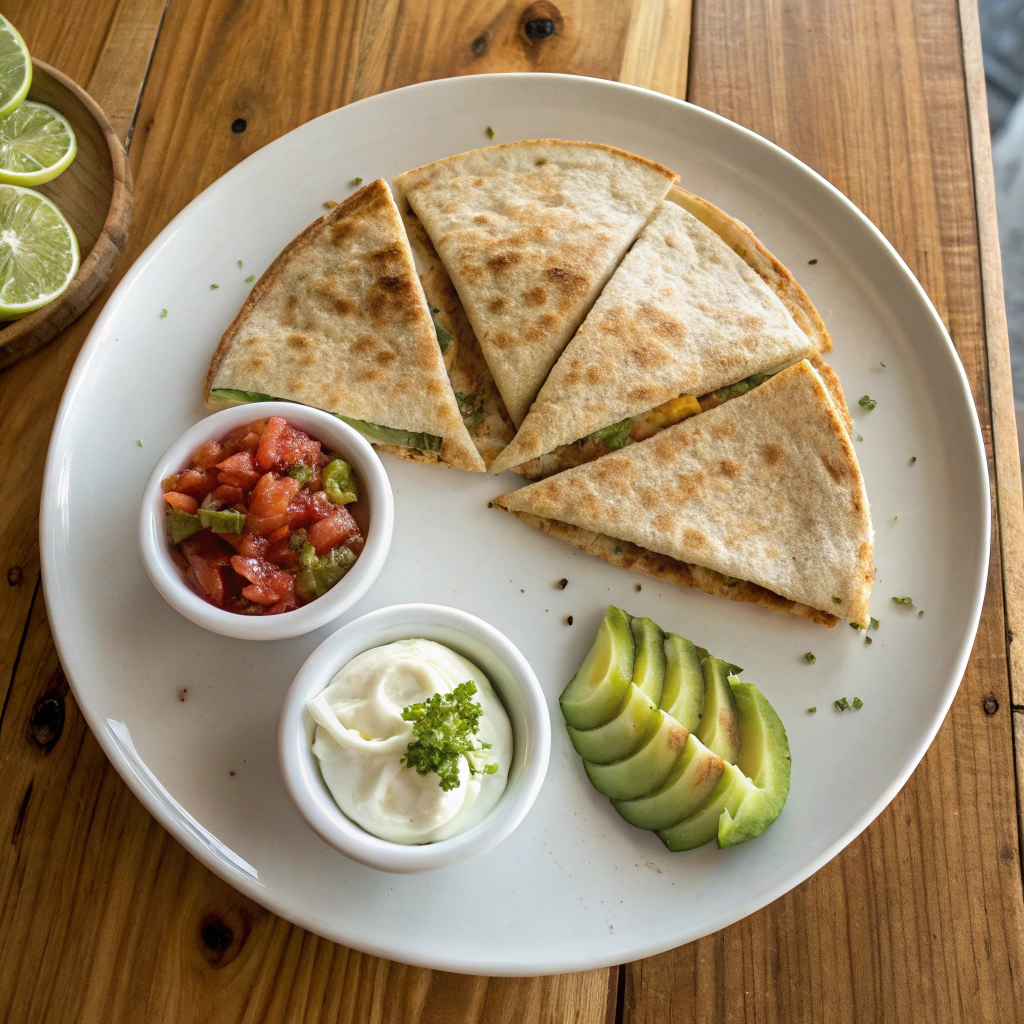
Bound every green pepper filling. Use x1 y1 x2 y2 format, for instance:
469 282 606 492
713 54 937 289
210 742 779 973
588 418 634 450
454 390 486 428
322 458 358 504
166 507 202 544
208 388 443 454
428 306 453 353
295 543 357 601
198 508 246 534
287 463 312 486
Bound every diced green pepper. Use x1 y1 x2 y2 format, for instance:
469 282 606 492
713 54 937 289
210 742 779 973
428 306 453 353
589 418 634 450
295 545 357 601
288 464 312 486
288 528 307 550
323 459 358 505
166 507 202 544
299 542 319 569
198 508 246 534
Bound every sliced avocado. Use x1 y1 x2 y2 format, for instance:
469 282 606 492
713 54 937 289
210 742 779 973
583 711 689 800
207 389 443 454
656 762 756 851
612 733 725 831
559 606 635 730
566 684 657 764
660 633 704 731
717 681 792 847
694 657 741 763
630 616 666 706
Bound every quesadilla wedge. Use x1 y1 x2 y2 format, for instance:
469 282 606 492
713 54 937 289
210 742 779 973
392 140 679 427
399 197 515 469
492 359 874 626
490 197 823 477
205 178 485 472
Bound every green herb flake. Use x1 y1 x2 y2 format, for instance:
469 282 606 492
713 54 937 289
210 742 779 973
400 681 496 791
428 306 454 353
893 515 898 522
590 418 634 450
210 284 219 290
159 308 167 318
287 464 313 486
804 652 817 664
870 617 879 631
454 389 486 428
245 274 255 282
892 596 914 606
808 706 817 713
909 456 917 464
856 434 864 442
808 258 818 265
918 609 925 617
835 697 851 712
833 596 842 605
864 636 873 645
858 395 876 411
613 545 622 554
486 126 494 139
880 362 886 368
852 697 864 709
351 176 363 186
850 621 865 630
237 260 243 269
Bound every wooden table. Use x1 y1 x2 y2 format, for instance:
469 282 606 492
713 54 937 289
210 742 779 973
2 0 1022 1020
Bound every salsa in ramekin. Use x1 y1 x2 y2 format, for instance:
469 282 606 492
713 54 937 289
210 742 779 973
161 416 366 614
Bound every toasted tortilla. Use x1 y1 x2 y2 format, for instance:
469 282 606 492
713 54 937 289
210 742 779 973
205 178 484 472
667 186 832 354
490 199 817 475
399 198 514 469
492 360 874 625
392 140 678 426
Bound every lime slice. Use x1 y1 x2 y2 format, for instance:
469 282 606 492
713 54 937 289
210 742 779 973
0 184 79 319
0 101 77 186
0 17 31 120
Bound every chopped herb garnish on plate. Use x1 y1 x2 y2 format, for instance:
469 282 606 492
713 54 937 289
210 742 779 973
833 596 842 605
835 697 850 711
804 652 816 664
918 609 924 616
245 274 255 282
858 395 876 410
892 596 913 606
486 126 495 138
856 434 863 442
850 621 865 630
852 697 864 709
808 258 818 265
864 636 873 645
880 361 886 368
909 456 917 464
808 706 817 713
893 515 898 522
400 681 496 792
237 260 243 268
159 308 167 318
210 283 219 289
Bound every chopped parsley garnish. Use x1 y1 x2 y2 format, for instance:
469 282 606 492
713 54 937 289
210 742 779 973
808 706 817 713
351 176 363 186
804 652 816 664
833 596 842 605
892 596 914 606
918 609 924 616
159 308 167 318
893 515 898 522
245 274 255 282
850 621 865 630
486 126 495 138
909 456 917 464
880 362 886 368
870 617 879 631
400 681 496 791
856 434 863 442
835 697 850 711
808 258 818 265
864 636 873 645
287 463 312 486
237 260 243 268
210 283 219 290
852 697 864 709
858 395 876 410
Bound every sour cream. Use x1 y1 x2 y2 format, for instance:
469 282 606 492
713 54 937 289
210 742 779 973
306 639 513 844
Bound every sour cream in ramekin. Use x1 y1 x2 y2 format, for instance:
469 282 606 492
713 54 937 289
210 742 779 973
306 638 513 844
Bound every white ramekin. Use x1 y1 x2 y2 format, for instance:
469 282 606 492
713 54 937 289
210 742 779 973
279 603 551 872
139 401 394 640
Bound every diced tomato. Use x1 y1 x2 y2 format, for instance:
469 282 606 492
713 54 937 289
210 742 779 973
266 594 300 615
238 532 269 558
346 533 365 555
268 525 290 542
191 439 223 468
163 491 199 515
249 472 301 518
256 416 322 473
230 555 295 605
210 484 245 505
216 451 261 491
181 533 233 605
308 506 361 555
172 468 220 499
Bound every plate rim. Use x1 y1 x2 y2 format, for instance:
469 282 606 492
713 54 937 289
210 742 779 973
39 72 991 975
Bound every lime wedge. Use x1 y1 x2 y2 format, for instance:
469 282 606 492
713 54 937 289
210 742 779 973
0 184 79 319
0 17 31 120
0 101 76 186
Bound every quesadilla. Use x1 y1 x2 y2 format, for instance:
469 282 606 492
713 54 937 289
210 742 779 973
492 359 874 626
205 178 485 473
490 195 826 477
399 198 515 469
392 140 679 427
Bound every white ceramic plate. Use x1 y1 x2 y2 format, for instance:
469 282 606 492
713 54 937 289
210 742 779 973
40 74 988 976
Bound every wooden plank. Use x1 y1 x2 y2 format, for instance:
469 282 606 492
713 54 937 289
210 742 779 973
0 1 696 1021
624 0 1024 1020
958 0 1024 705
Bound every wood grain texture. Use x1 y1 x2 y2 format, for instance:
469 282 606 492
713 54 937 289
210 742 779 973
0 0 695 1020
624 0 1024 1020
0 60 133 370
